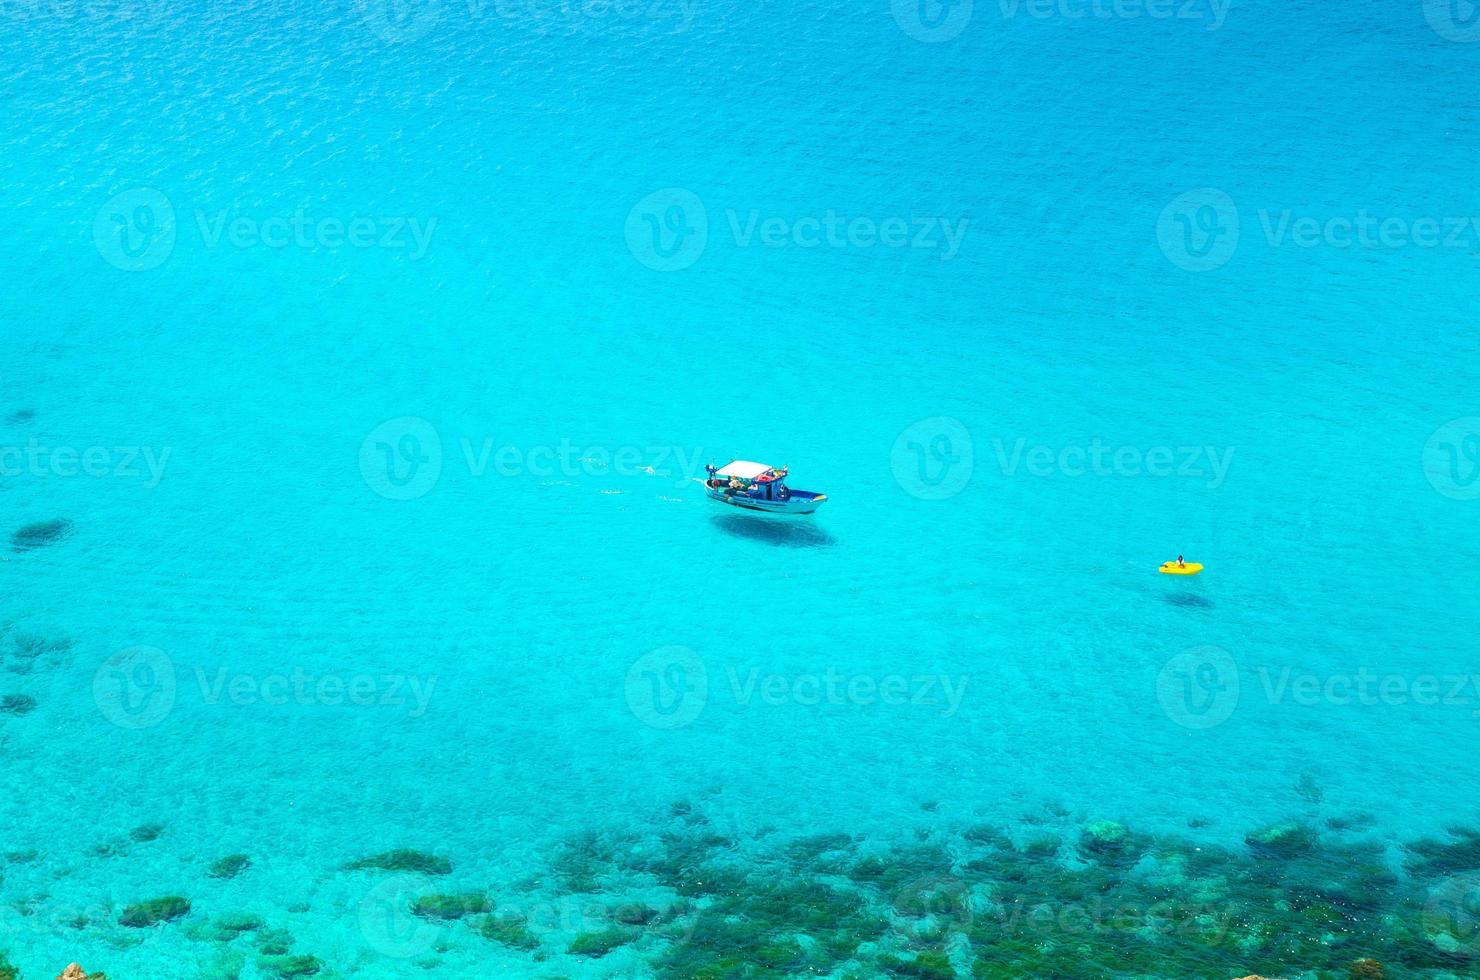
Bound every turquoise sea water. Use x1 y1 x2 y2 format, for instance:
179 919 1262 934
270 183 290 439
3 0 1480 976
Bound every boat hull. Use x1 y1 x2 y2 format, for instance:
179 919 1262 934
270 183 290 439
704 485 826 515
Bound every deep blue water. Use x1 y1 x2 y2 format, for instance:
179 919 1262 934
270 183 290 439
3 0 1480 975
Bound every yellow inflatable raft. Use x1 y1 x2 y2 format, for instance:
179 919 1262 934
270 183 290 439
1159 562 1203 575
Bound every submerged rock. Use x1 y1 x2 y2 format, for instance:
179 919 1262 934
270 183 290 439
1405 825 1480 876
7 409 35 424
409 893 491 920
341 849 451 875
215 913 266 935
1245 822 1317 860
12 518 73 551
568 928 635 957
129 823 164 843
472 913 540 950
256 955 320 978
118 896 190 927
0 695 37 716
207 854 251 879
1078 820 1147 867
55 965 106 980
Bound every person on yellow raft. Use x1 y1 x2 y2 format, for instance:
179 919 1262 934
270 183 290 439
1160 555 1203 575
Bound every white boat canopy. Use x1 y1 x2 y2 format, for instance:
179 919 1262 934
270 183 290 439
714 460 774 479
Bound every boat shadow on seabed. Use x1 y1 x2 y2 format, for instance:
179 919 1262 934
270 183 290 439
709 513 836 549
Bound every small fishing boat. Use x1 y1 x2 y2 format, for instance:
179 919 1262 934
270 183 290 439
704 460 827 515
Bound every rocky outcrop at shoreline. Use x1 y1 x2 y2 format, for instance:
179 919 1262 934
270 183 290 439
55 966 106 980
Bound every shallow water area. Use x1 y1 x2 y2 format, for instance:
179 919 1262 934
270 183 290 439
2 0 1480 975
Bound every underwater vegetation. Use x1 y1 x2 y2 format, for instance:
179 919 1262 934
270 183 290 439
206 854 251 879
13 802 1480 977
389 805 1480 978
10 519 73 552
340 849 451 875
118 897 190 928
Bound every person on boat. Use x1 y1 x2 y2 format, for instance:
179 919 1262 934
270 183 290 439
1175 555 1186 568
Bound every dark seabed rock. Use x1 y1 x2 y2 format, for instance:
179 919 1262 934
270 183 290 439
216 913 266 935
0 694 37 716
473 912 540 950
118 896 190 927
409 893 491 920
256 954 321 978
1164 591 1214 608
11 518 74 551
10 629 72 658
1405 825 1480 876
6 409 34 424
129 823 165 843
568 928 636 957
341 849 451 876
1246 821 1318 859
207 854 251 879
